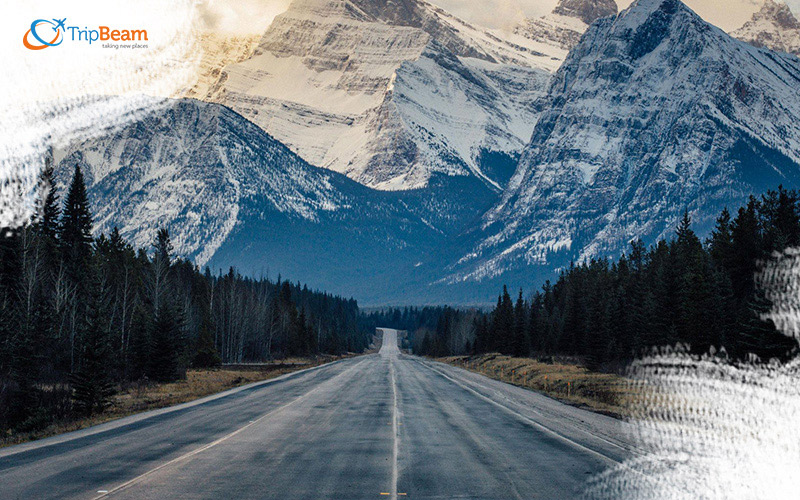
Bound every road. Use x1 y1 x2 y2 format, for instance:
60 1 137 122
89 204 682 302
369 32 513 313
0 329 634 499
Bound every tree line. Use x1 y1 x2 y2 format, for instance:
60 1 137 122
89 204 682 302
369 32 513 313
404 188 800 367
0 165 368 434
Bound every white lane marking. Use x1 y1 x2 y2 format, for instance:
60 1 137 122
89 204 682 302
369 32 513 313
445 363 636 456
93 358 369 499
0 356 357 460
390 359 400 500
417 359 622 466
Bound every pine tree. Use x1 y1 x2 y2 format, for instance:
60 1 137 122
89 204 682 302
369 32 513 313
150 228 172 314
70 275 115 417
473 315 489 354
289 307 307 356
37 160 61 242
730 198 762 301
193 318 221 368
560 272 582 354
760 187 800 253
527 293 542 354
709 207 734 272
59 165 93 277
148 304 181 382
419 331 432 356
512 289 528 356
493 286 514 354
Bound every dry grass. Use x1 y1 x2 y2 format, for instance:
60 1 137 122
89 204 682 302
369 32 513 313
440 354 636 419
2 355 353 448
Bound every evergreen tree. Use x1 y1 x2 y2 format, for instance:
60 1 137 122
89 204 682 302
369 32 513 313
494 286 514 354
730 198 762 300
473 315 489 354
37 160 61 242
709 208 734 272
760 186 800 252
527 293 543 353
289 305 306 357
70 275 115 417
147 304 182 382
193 318 221 368
150 228 172 314
59 165 93 277
512 289 528 356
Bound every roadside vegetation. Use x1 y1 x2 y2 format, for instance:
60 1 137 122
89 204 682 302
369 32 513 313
0 164 370 440
1 356 350 448
439 354 633 418
364 187 800 416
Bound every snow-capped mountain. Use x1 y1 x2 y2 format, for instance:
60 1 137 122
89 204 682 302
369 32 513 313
52 97 499 304
455 0 800 282
53 98 349 265
513 0 618 52
199 0 555 191
49 0 800 305
730 0 800 57
178 33 261 100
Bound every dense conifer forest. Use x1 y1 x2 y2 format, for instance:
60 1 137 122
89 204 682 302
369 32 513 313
0 165 368 434
371 188 800 367
5 163 799 436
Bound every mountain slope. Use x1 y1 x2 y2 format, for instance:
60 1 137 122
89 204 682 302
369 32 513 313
177 34 261 100
455 0 800 282
513 0 618 52
200 0 554 191
730 0 800 57
52 98 498 304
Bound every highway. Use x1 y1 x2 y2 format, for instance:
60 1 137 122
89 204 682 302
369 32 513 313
0 329 633 499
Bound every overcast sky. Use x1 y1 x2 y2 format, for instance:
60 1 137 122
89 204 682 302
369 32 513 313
199 0 800 34
431 0 800 30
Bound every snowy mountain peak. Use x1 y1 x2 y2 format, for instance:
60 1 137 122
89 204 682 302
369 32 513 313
616 0 687 28
730 0 800 56
201 0 554 191
552 0 618 25
513 0 617 51
755 0 800 30
455 0 800 283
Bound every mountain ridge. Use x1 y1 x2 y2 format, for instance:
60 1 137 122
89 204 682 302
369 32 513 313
731 0 800 56
198 0 565 192
453 0 800 283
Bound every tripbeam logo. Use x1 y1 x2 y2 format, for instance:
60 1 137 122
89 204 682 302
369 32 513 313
23 18 149 50
23 18 66 50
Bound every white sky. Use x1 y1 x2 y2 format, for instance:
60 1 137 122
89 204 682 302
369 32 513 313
433 0 800 31
199 0 800 34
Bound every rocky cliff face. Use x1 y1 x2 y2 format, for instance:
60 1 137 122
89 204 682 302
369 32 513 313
553 0 618 26
177 33 261 100
455 0 800 282
730 0 800 56
199 0 556 191
514 0 618 51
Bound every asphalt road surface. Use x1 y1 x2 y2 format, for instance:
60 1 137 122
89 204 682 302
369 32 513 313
0 329 634 499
